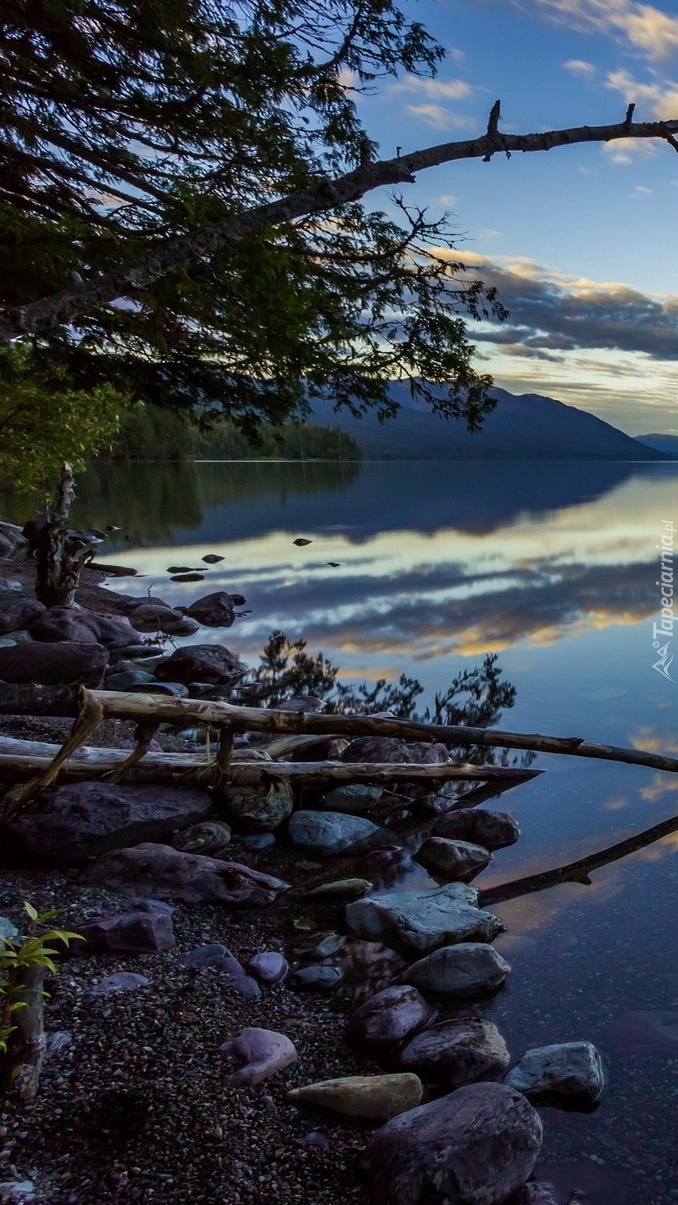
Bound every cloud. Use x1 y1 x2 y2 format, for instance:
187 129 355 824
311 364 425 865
406 105 476 131
605 67 678 119
394 76 473 100
630 183 655 196
563 58 597 77
602 135 660 163
513 1 678 61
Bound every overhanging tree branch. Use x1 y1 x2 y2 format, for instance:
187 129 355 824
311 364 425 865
3 106 678 341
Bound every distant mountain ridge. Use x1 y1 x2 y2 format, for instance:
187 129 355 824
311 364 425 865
309 383 667 460
635 433 678 457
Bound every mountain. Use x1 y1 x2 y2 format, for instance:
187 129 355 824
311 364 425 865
635 433 678 458
309 384 667 460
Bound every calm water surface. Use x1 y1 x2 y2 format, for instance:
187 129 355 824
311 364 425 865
72 458 678 1200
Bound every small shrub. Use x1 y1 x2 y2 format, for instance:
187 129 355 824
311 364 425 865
0 902 82 1057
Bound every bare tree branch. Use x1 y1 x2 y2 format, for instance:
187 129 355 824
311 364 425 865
3 106 678 341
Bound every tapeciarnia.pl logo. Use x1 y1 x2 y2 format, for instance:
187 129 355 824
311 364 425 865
652 519 675 682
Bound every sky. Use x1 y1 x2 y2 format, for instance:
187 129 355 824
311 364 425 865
350 0 678 434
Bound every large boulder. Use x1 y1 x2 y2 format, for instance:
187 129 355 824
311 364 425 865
341 737 449 765
288 809 389 856
6 782 212 863
399 1019 510 1088
402 944 511 1001
416 838 492 881
154 644 248 685
364 1081 542 1204
434 809 520 850
347 985 437 1053
28 606 138 649
0 598 45 634
505 1042 605 1103
286 1073 422 1124
78 842 289 905
0 641 108 686
346 882 504 956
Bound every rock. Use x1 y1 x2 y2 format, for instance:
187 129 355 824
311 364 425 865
129 681 190 697
402 944 511 1000
505 1041 605 1103
0 1179 36 1202
171 820 232 855
105 668 157 691
287 1073 423 1124
247 951 289 985
78 842 289 905
507 1183 560 1204
348 985 437 1053
275 695 327 713
434 808 520 850
288 965 343 991
177 944 260 998
346 882 504 955
219 1028 297 1086
155 643 247 685
0 640 109 686
115 643 166 660
288 810 389 857
28 605 138 649
321 784 384 813
416 838 492 881
183 591 237 627
0 915 19 942
399 1018 510 1088
365 1081 543 1204
0 579 25 596
293 930 346 959
91 972 151 994
0 598 45 634
341 737 449 765
78 904 175 953
45 1031 73 1058
162 617 201 638
129 604 184 633
6 782 213 862
304 878 372 902
224 780 294 832
241 832 276 850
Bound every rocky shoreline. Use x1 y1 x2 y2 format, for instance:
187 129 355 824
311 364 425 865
0 525 604 1204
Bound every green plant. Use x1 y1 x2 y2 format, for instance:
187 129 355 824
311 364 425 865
0 902 82 1057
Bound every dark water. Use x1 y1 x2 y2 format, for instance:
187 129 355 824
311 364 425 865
67 458 678 1200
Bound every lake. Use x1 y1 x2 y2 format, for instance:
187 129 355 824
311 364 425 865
74 457 678 1200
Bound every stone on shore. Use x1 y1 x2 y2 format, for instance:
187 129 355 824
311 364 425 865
77 903 175 954
170 820 232 856
177 944 260 998
219 1028 297 1086
321 785 384 813
288 810 388 857
364 1081 542 1204
6 782 213 862
416 837 492 881
0 597 45 634
341 737 449 765
288 965 343 991
183 591 237 628
286 1073 423 1124
345 881 504 955
28 605 139 650
247 951 289 985
0 640 109 686
347 985 437 1053
224 781 294 832
399 1018 510 1088
154 644 247 685
434 808 520 849
402 944 511 1000
505 1041 605 1103
78 842 289 905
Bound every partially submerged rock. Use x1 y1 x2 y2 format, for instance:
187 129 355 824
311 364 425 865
399 1018 510 1089
434 808 520 850
286 1073 423 1124
402 943 511 1001
288 810 389 857
416 837 492 881
345 881 504 955
154 644 247 685
347 985 437 1053
505 1041 605 1103
79 843 289 905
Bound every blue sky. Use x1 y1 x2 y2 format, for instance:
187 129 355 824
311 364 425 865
350 0 678 434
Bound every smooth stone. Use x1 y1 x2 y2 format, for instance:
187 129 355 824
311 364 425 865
286 1073 423 1124
365 1081 543 1204
288 964 343 991
154 643 247 685
341 736 449 764
224 781 293 832
322 784 384 813
129 680 189 697
161 616 201 637
288 810 388 857
247 951 289 985
78 842 289 905
403 943 511 1000
6 781 213 862
184 591 237 628
416 838 492 881
241 832 276 850
177 943 260 998
105 669 156 691
0 598 45 634
505 1041 605 1102
293 931 346 959
219 1028 297 1086
0 915 19 942
28 605 138 649
399 1018 510 1088
434 808 520 850
304 877 372 902
115 644 166 659
346 881 504 955
78 905 175 954
171 820 232 855
0 640 109 686
91 972 150 994
348 984 437 1052
0 579 26 595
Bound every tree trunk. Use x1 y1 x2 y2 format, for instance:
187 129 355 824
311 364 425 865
22 463 90 608
0 965 46 1103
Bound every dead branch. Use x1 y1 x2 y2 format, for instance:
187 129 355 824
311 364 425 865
3 107 678 341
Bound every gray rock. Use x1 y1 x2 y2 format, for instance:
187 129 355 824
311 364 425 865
6 781 212 862
184 591 237 628
177 944 260 998
304 877 372 902
399 1018 510 1088
161 617 201 638
505 1041 605 1102
241 832 276 850
0 915 19 943
0 579 25 596
288 964 343 991
434 808 520 850
155 643 247 685
348 985 437 1053
0 598 45 634
91 972 150 994
0 640 109 686
341 737 449 765
293 930 346 959
77 904 175 954
224 780 294 832
247 951 289 985
416 837 492 881
105 669 156 691
0 1179 36 1202
403 943 511 1000
346 881 504 955
288 809 388 857
171 820 232 856
28 605 138 649
129 604 184 633
365 1081 542 1204
114 643 166 660
322 784 384 813
79 842 289 905
287 1073 423 1124
507 1183 561 1204
219 1028 297 1086
129 680 189 697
